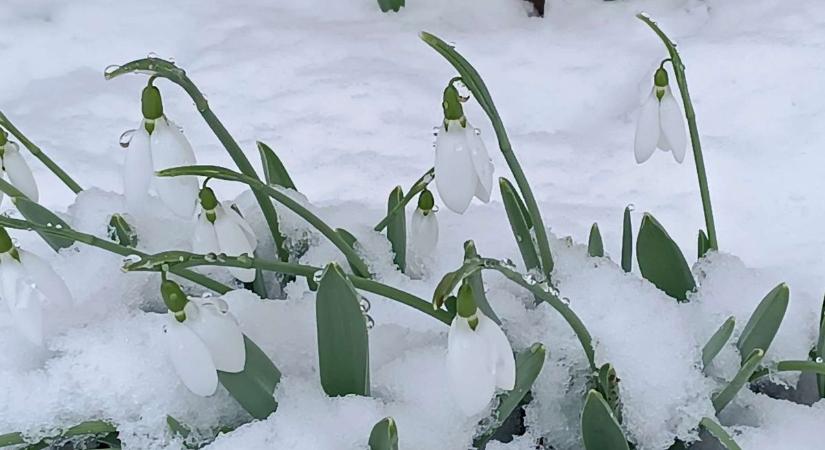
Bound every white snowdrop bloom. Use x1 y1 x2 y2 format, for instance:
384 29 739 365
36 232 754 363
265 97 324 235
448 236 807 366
192 187 258 283
634 67 687 164
123 85 198 218
160 281 246 397
410 207 438 256
433 82 493 214
0 135 39 203
0 229 72 345
446 282 515 416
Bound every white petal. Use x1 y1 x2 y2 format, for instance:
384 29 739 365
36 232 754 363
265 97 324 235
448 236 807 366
658 88 687 163
213 207 256 282
123 127 154 213
410 209 438 256
3 143 39 201
150 118 198 217
435 124 477 214
633 91 660 164
224 204 258 250
185 298 246 372
0 255 43 345
477 314 516 390
464 126 494 203
18 250 72 305
163 316 219 396
446 316 496 415
192 214 219 255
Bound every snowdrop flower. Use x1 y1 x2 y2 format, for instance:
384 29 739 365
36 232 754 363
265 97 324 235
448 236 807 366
434 81 493 214
0 129 39 203
192 186 258 282
160 280 246 396
634 67 687 164
123 83 198 218
0 227 71 345
410 189 438 256
446 280 515 416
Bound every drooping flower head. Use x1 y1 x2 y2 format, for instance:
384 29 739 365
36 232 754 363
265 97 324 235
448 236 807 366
407 188 439 276
434 80 493 214
0 128 39 203
160 279 246 396
446 280 515 416
634 67 687 164
122 82 199 218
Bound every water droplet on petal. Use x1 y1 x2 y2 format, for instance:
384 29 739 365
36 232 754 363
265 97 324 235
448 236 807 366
359 296 371 313
365 314 375 329
473 128 481 136
119 129 136 148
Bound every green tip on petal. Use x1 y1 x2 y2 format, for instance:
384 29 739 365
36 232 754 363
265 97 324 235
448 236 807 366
417 188 435 212
161 279 188 315
442 83 464 122
141 84 164 121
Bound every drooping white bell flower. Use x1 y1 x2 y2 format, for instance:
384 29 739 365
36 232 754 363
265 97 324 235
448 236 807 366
160 280 246 396
446 281 515 416
123 84 198 218
192 186 258 283
407 189 439 276
0 131 39 203
0 227 72 345
634 67 687 164
433 82 493 214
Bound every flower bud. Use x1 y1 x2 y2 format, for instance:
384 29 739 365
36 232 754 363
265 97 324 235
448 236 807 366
442 83 465 125
199 186 219 222
417 188 435 213
654 68 669 100
456 280 478 330
161 279 188 321
142 85 164 121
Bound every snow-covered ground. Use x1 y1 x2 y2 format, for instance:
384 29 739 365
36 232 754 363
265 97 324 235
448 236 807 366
1 0 824 448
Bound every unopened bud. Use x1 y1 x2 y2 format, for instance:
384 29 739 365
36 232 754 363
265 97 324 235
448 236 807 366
161 279 188 320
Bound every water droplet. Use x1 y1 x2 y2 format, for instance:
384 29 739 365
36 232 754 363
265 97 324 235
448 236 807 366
54 224 62 229
473 128 481 136
119 129 136 148
359 297 371 313
204 253 218 262
626 203 635 212
561 297 571 306
365 314 375 329
168 56 176 64
216 253 227 262
104 64 121 76
312 270 324 283
147 52 159 59
639 12 650 19
816 357 824 363
202 292 214 298
237 253 251 264
423 173 435 183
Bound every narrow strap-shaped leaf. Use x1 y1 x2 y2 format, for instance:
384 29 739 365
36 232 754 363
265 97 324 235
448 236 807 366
817 295 825 398
595 363 622 423
464 240 500 324
588 223 604 257
376 0 404 12
712 348 764 413
474 343 546 449
499 177 539 272
386 186 406 272
698 229 710 259
218 335 281 419
257 141 296 190
0 421 116 448
107 214 138 248
621 207 632 273
368 417 398 450
316 263 370 396
702 316 735 369
699 417 741 450
737 283 789 363
166 415 191 439
581 390 629 450
337 228 358 249
12 196 74 251
636 213 695 302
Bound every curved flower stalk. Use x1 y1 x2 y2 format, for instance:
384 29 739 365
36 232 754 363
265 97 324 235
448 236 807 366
0 227 72 345
122 83 198 218
634 67 687 164
193 186 258 282
160 279 245 396
433 80 493 214
446 280 515 415
373 167 434 232
0 129 39 203
407 189 438 275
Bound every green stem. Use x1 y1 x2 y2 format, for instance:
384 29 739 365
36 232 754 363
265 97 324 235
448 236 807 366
158 164 371 277
373 167 434 232
637 14 719 251
420 32 555 277
0 420 115 447
123 251 452 325
0 111 84 194
0 215 230 294
749 360 825 382
104 58 289 263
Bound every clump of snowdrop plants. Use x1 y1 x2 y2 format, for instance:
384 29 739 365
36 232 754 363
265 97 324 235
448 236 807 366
0 12 822 450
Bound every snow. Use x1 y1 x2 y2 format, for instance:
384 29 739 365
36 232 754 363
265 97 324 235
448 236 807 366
0 0 824 449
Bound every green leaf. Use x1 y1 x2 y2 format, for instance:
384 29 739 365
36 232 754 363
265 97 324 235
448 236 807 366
12 196 74 251
594 363 622 423
737 283 789 363
257 141 296 190
107 214 137 248
368 417 398 450
702 316 735 369
337 228 358 249
588 223 604 258
218 335 281 419
817 295 825 398
463 240 500 324
165 415 191 439
316 263 370 396
636 213 695 302
386 186 406 272
712 348 764 413
699 417 741 450
500 178 539 272
621 206 632 273
376 0 404 12
581 390 629 450
474 343 546 449
698 229 710 259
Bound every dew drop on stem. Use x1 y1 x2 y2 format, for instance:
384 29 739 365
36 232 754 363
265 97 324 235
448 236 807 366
104 64 121 76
